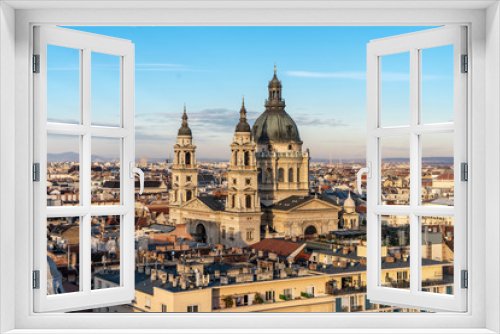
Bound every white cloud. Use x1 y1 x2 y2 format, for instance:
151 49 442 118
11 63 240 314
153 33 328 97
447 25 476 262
285 70 446 82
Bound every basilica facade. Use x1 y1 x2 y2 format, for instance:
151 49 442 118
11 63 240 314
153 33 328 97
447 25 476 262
168 69 358 248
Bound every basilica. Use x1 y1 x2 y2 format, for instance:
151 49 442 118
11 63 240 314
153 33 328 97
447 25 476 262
168 68 359 248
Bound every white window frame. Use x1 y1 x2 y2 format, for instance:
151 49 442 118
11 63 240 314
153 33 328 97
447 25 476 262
1 1 498 334
365 26 467 312
32 25 136 313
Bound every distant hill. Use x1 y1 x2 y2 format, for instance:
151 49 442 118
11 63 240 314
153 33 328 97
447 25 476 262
47 152 115 163
48 152 454 165
382 157 453 164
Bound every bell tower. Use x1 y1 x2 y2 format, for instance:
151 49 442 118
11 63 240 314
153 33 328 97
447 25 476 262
169 105 198 224
221 97 262 247
226 97 260 212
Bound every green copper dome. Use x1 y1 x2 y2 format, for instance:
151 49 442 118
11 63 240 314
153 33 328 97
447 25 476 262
252 111 301 144
251 67 302 144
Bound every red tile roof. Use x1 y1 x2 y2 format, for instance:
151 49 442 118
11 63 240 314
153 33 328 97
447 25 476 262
245 238 302 258
437 173 454 181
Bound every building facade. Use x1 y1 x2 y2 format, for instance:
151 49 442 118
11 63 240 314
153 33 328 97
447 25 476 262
168 69 358 247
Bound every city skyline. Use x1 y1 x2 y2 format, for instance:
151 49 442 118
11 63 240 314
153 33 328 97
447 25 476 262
47 26 454 160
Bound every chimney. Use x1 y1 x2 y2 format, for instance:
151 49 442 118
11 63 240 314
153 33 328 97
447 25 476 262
151 269 157 281
195 269 201 287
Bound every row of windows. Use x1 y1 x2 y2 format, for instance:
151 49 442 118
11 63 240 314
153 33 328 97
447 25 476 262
221 228 254 241
173 190 193 202
230 194 253 209
146 300 196 313
175 175 193 182
258 167 300 183
232 150 252 166
176 151 194 165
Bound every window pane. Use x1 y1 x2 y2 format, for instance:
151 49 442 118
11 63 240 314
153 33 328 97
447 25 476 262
91 52 121 127
381 215 410 289
421 133 454 206
92 215 121 290
380 52 410 127
47 45 80 124
47 217 80 294
421 216 454 295
421 45 454 124
47 134 80 206
91 137 121 205
381 136 410 205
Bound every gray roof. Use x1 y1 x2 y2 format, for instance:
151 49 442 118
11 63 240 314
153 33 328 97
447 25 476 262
272 194 339 211
197 195 224 211
103 180 163 189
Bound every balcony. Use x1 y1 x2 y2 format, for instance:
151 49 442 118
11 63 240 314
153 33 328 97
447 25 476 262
213 294 334 313
382 280 410 289
422 278 453 287
329 286 367 296
350 305 363 312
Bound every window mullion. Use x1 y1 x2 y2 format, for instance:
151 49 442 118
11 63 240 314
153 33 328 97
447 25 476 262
409 47 420 294
81 48 92 294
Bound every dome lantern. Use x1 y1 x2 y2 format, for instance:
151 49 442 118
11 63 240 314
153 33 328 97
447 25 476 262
251 66 302 145
177 104 192 137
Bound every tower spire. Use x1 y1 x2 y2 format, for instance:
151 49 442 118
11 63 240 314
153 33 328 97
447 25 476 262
239 97 247 122
235 95 250 133
177 103 192 137
182 103 188 127
274 62 277 75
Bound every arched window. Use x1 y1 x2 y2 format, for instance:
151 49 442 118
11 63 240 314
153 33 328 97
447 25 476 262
288 144 292 150
278 168 284 182
245 195 252 209
185 152 191 166
186 190 192 202
297 168 300 183
232 194 236 208
288 168 294 182
266 168 273 183
257 168 262 183
244 151 250 166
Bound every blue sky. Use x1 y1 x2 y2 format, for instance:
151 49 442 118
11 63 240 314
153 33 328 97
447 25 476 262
47 26 454 161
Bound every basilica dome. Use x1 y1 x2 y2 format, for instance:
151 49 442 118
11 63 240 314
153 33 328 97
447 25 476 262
252 111 301 144
251 67 302 145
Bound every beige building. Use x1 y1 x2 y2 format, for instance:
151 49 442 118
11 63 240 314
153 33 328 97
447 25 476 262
168 69 358 247
93 246 453 313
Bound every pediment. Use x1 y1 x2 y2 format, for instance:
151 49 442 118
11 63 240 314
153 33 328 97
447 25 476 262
180 197 215 212
290 199 341 212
